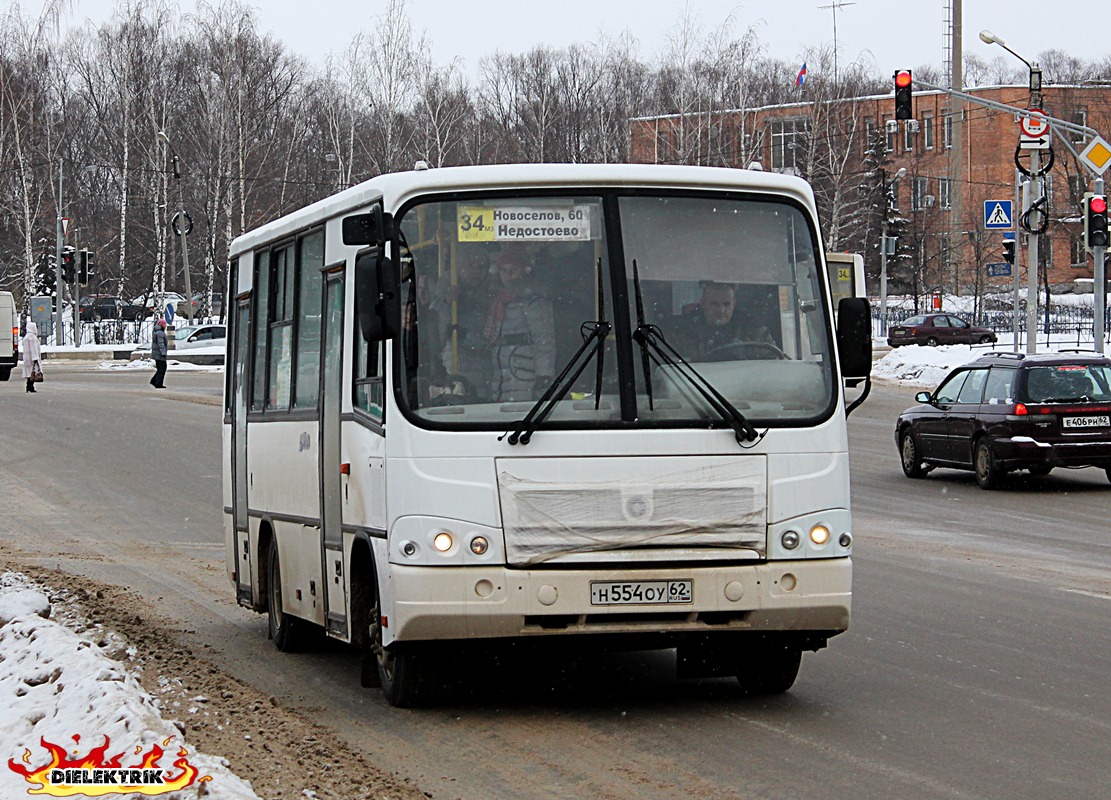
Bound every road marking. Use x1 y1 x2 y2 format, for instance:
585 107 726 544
1059 587 1111 601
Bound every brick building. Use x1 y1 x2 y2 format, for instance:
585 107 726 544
630 84 1111 297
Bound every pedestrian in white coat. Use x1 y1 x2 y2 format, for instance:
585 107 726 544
21 321 42 393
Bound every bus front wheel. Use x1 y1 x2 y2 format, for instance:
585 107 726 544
735 642 803 695
368 596 437 707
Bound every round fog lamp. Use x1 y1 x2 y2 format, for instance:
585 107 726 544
809 524 830 545
839 532 853 548
433 532 454 552
781 530 801 550
401 541 417 557
469 536 489 555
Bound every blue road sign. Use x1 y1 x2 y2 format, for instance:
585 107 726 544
986 262 1012 277
165 303 175 324
984 200 1014 229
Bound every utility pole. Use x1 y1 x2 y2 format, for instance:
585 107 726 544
1095 177 1106 354
54 165 63 346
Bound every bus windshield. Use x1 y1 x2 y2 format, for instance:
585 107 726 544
396 191 834 429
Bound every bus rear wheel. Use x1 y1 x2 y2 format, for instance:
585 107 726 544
267 541 315 652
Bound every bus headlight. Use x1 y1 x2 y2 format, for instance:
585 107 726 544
809 524 830 545
469 536 489 555
433 532 454 552
781 530 801 550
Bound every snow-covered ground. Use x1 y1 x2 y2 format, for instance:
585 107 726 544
0 572 260 799
873 336 1101 389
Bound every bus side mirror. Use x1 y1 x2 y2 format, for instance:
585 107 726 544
342 207 390 247
355 252 400 342
836 297 872 381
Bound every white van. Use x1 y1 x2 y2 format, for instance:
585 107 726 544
0 292 17 381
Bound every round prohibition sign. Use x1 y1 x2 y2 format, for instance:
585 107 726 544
1020 110 1049 138
171 211 194 237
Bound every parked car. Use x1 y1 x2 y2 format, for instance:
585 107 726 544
895 350 1111 489
79 295 151 321
887 313 996 347
131 292 186 318
171 323 226 350
175 293 223 319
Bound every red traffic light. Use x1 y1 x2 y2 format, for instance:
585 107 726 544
894 70 912 88
1091 195 1107 215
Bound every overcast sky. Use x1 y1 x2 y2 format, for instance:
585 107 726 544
30 1 1111 79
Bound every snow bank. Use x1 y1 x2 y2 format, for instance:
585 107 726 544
0 572 260 800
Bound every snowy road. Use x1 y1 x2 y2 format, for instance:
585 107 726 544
2 361 1109 800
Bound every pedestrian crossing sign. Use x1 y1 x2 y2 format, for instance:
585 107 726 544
984 200 1013 229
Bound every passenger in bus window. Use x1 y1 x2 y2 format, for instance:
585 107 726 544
483 250 555 402
430 247 497 399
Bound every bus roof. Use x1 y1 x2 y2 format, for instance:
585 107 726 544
229 163 817 257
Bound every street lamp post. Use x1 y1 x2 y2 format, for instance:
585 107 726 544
880 167 907 333
979 30 1042 353
156 130 194 324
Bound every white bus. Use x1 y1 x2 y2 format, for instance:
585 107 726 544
223 163 872 707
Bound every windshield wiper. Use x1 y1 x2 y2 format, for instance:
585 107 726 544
630 261 758 445
502 260 610 446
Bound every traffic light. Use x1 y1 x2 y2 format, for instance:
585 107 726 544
61 248 75 283
1002 239 1015 264
78 249 94 285
894 70 913 120
1083 193 1109 251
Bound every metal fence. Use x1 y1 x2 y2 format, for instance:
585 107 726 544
873 304 1111 348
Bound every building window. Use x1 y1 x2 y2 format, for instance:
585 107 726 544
943 113 953 149
923 114 934 149
885 121 896 153
769 116 809 172
865 119 875 155
903 120 916 151
912 176 929 211
1072 237 1087 268
939 178 951 210
1069 108 1088 144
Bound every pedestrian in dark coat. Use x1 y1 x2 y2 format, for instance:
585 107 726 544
151 319 168 389
21 321 42 393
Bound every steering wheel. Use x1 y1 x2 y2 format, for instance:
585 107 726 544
706 340 789 361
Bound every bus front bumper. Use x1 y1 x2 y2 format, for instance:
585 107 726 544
383 558 851 644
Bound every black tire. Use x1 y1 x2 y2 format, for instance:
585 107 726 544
367 584 437 707
978 335 994 344
900 430 927 478
974 440 1004 490
267 541 315 652
1027 464 1053 477
0 367 10 382
736 643 803 695
925 336 940 347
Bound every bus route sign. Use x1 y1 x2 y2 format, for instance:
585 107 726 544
458 204 593 242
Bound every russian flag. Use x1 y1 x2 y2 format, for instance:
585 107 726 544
796 63 807 86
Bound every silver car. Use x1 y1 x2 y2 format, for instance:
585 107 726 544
171 324 226 350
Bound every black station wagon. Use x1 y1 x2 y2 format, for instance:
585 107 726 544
895 351 1111 488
